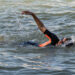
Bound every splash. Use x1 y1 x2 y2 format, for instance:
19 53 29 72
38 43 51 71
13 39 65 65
71 36 75 43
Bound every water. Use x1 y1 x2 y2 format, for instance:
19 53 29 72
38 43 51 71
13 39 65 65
0 0 75 75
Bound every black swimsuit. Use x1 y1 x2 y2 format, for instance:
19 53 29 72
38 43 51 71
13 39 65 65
44 30 59 46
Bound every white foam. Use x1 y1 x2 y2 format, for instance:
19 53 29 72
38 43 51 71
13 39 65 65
71 36 75 43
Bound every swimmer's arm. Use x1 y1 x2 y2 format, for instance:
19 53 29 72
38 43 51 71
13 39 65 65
22 11 46 33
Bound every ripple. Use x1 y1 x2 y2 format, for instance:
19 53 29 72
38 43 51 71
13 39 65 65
0 66 24 71
0 0 75 75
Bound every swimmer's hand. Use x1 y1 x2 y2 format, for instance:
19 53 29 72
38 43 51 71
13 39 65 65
22 11 33 15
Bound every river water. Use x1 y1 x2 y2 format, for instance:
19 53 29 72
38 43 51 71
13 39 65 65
0 0 75 75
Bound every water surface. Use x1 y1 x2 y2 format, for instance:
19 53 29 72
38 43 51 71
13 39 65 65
0 0 75 75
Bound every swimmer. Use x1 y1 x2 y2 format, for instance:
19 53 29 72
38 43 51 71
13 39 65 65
22 11 74 47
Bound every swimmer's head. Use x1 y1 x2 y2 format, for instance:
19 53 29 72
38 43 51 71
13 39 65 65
56 38 74 47
61 38 71 42
63 38 74 47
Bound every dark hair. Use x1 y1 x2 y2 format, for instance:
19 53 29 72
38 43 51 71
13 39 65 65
65 38 74 47
66 38 71 41
60 38 71 44
66 42 74 47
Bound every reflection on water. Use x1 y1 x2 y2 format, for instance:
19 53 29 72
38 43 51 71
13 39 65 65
0 0 75 75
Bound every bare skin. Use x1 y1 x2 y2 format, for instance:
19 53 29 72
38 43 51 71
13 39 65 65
22 11 46 33
56 38 67 46
22 11 68 46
